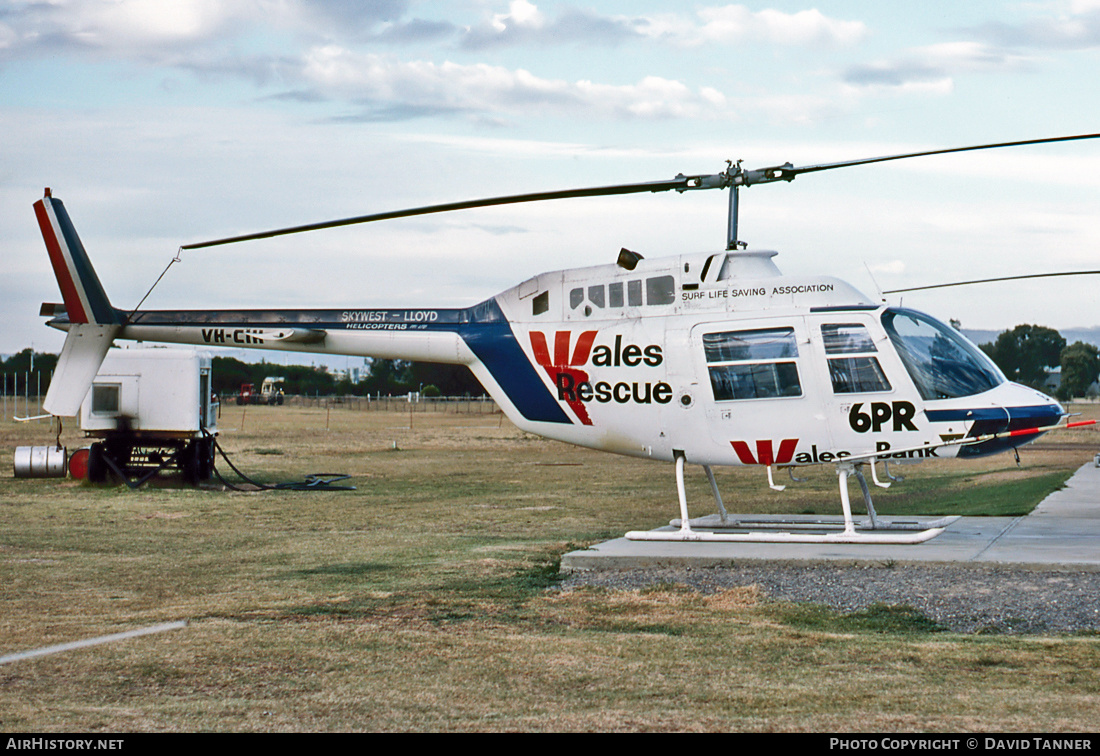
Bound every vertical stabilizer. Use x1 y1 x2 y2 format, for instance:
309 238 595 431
34 190 121 416
33 190 119 326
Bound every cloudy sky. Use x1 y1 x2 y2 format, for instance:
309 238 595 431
2 0 1099 356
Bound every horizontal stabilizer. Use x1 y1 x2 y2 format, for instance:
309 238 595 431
43 323 121 417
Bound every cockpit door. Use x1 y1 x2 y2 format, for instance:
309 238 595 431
807 311 925 459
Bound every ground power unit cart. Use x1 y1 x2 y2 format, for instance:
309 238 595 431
74 348 218 486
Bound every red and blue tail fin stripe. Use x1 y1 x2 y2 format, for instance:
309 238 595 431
33 193 118 326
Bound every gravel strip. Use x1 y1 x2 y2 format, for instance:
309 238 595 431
559 564 1100 634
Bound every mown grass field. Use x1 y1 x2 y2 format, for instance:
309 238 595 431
1 403 1098 732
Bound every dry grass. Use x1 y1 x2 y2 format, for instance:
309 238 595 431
1 402 1099 732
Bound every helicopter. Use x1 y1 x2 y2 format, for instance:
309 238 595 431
34 134 1099 544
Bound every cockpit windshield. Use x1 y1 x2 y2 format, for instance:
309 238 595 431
881 308 1005 400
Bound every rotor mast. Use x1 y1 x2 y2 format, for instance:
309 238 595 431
727 164 741 251
669 159 799 251
665 159 799 251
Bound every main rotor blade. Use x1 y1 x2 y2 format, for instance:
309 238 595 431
182 132 1100 249
181 175 711 250
885 269 1100 294
781 133 1100 181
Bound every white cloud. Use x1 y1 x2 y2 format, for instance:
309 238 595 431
490 0 544 32
7 0 253 54
0 0 413 59
842 40 1037 95
459 0 638 49
0 1 874 125
968 0 1100 49
298 47 731 121
918 41 1039 72
459 3 867 50
83 0 236 43
640 4 867 48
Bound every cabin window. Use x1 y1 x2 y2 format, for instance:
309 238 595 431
588 285 605 308
821 324 891 393
704 328 802 400
881 308 1004 400
646 275 675 305
569 288 584 310
821 324 877 354
568 276 674 314
608 282 624 308
705 328 798 362
827 358 891 394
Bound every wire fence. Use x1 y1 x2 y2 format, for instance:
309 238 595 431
2 371 49 422
4 372 499 422
217 393 499 414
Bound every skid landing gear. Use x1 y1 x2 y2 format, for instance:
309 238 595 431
624 453 957 544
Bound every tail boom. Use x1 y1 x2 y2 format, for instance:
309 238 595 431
32 192 569 430
112 303 574 428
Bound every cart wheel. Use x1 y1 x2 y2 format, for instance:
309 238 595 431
87 443 108 483
181 441 200 485
197 437 215 481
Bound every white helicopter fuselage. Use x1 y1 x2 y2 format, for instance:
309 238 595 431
81 247 1060 469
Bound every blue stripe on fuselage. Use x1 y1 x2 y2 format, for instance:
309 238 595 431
927 404 1063 458
457 318 573 425
925 405 1062 424
454 298 571 424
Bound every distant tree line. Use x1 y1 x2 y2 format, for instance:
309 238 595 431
211 356 485 397
978 324 1100 401
1 348 59 377
1 349 486 398
1 348 59 398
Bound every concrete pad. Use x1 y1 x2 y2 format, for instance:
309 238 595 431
1030 459 1100 518
561 461 1100 573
